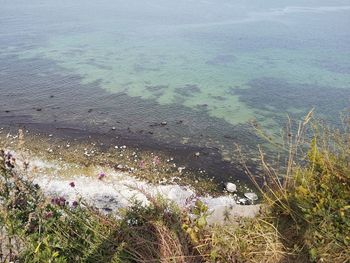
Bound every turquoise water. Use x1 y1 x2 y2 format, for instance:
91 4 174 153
1 0 350 160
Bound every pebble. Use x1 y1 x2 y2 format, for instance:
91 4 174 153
161 121 167 126
178 166 186 173
244 192 258 202
238 198 248 205
194 152 200 157
226 182 237 193
116 164 124 170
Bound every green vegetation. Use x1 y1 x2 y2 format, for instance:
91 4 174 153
1 115 349 262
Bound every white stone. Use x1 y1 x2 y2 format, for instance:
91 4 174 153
226 182 237 193
244 192 258 201
239 198 248 205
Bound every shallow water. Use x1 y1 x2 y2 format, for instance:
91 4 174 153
1 0 350 163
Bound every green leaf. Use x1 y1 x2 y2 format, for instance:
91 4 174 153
197 216 207 228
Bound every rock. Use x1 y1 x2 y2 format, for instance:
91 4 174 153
102 207 113 212
115 164 129 172
244 192 258 203
238 198 248 205
194 152 200 157
161 121 167 126
226 182 237 193
111 126 116 130
178 166 186 173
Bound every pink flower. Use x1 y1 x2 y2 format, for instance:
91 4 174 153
51 197 66 207
139 160 145 169
153 156 160 165
98 172 106 180
44 211 53 219
69 182 75 188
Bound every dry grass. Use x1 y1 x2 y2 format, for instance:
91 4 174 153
210 217 289 263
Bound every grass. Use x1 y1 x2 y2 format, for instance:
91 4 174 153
1 113 349 262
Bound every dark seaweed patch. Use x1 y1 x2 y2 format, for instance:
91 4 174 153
210 95 227 101
85 59 113 70
0 54 264 186
175 84 200 97
146 85 168 92
233 77 350 122
206 54 236 66
146 85 168 97
195 104 209 111
314 59 350 74
133 64 160 73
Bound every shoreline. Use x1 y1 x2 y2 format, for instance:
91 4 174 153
1 134 261 224
0 121 262 192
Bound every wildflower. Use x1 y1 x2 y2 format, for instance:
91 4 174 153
153 156 160 165
51 196 67 207
58 197 66 207
139 160 145 169
98 172 106 180
69 182 75 188
72 201 78 208
44 211 53 219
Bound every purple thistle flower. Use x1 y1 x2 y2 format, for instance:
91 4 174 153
58 197 66 207
51 196 67 207
69 182 75 188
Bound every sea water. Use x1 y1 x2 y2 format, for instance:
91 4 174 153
1 0 350 160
